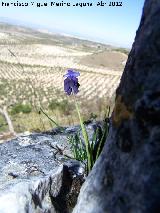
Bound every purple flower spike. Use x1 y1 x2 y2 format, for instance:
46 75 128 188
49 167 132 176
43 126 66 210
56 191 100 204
63 69 80 79
64 69 80 95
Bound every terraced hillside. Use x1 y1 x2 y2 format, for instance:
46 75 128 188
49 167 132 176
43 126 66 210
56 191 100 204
0 22 128 133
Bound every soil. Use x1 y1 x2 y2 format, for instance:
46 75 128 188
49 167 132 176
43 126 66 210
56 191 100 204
79 50 127 71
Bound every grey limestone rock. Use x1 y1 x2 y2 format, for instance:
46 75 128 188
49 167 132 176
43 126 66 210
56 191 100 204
73 0 160 212
0 131 84 213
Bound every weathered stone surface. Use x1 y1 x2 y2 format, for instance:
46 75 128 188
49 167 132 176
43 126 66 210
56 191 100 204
0 130 85 213
73 0 160 212
0 121 103 212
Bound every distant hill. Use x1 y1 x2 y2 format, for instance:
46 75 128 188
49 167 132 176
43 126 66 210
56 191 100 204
79 50 127 71
0 20 112 50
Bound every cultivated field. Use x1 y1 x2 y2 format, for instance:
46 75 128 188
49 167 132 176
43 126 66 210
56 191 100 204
0 22 128 133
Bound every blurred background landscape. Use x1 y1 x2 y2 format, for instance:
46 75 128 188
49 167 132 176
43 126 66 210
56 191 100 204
0 21 128 134
0 0 145 137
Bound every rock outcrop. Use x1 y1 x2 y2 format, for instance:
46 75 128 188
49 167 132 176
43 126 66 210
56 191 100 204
0 129 86 213
0 122 104 213
73 0 160 212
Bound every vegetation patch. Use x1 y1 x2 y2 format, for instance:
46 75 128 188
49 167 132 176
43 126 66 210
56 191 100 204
11 103 32 115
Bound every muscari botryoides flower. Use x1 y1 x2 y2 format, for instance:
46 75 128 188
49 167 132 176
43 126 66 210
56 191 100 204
64 69 80 95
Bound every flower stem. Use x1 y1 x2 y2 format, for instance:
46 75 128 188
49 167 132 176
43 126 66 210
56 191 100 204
73 94 93 173
40 107 61 128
